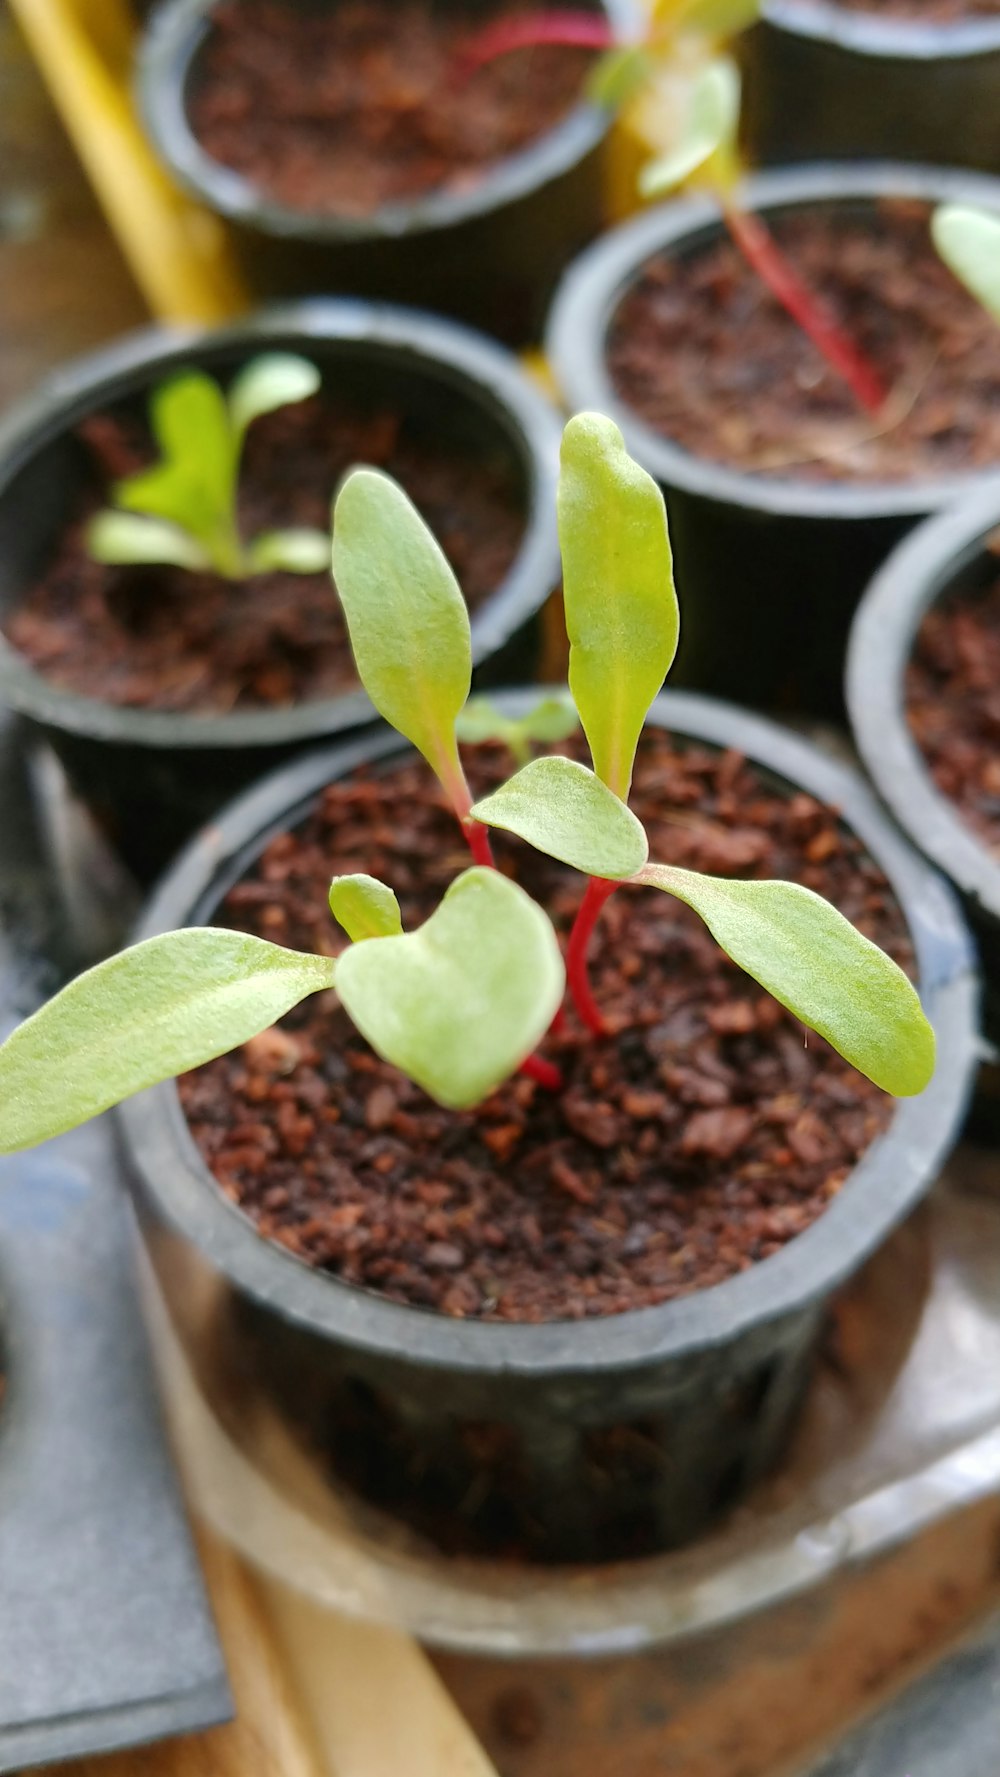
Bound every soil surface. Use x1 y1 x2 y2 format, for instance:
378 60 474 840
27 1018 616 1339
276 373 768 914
189 0 595 218
3 391 524 714
181 730 908 1323
907 566 1000 851
607 199 1000 484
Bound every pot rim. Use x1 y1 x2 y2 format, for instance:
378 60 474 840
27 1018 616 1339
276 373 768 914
545 160 1000 521
760 0 1000 61
0 299 563 751
118 687 977 1377
138 0 638 243
846 476 1000 919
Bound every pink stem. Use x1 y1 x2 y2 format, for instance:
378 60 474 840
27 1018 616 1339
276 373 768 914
723 204 887 417
456 10 615 78
463 816 496 870
519 1052 565 1091
566 878 617 1036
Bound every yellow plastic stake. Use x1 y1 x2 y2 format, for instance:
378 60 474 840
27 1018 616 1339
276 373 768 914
9 0 248 325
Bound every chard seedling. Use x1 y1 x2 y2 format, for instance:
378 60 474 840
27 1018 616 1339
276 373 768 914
87 353 331 580
932 205 1000 324
460 3 886 415
0 413 934 1159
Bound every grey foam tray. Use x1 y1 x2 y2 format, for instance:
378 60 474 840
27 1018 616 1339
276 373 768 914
806 1608 1000 1776
0 714 231 1770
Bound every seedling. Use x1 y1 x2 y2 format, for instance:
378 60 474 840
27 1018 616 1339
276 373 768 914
932 205 1000 324
0 414 933 1156
87 354 331 579
460 2 886 415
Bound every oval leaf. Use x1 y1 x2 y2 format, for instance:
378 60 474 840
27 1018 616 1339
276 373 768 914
932 205 1000 324
559 415 679 801
87 511 211 572
228 353 321 439
636 863 935 1096
0 930 337 1154
472 757 648 879
247 527 330 574
639 57 740 197
329 874 404 942
332 469 471 796
335 867 565 1110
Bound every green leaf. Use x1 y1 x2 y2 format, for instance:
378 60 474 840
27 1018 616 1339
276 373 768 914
335 867 564 1110
931 205 1000 323
147 369 237 522
587 44 653 109
329 874 404 942
247 528 330 574
678 0 760 39
227 353 322 441
515 692 581 746
87 510 212 572
558 414 678 801
639 57 741 197
0 930 337 1154
332 468 472 799
456 692 579 765
635 863 935 1096
472 757 648 879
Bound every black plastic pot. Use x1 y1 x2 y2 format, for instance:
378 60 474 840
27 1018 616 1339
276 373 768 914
138 0 637 346
118 688 976 1566
545 162 1000 719
740 3 1000 174
0 300 563 881
847 482 1000 1057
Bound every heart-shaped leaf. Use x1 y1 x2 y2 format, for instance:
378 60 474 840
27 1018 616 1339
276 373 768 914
472 757 648 879
932 205 1000 323
0 930 337 1155
559 414 679 801
227 353 321 440
332 469 471 801
329 874 404 942
335 867 564 1109
635 863 935 1096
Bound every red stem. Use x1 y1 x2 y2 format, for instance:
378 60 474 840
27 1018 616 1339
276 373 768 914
723 204 887 417
455 9 614 78
463 816 496 869
519 1052 564 1091
566 877 617 1036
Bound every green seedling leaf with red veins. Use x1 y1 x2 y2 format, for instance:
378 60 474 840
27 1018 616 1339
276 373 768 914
932 205 1000 324
0 929 338 1155
473 762 933 1095
0 409 938 1168
332 467 474 815
472 758 647 879
456 692 579 766
559 413 679 801
87 354 328 582
329 874 404 942
335 868 565 1110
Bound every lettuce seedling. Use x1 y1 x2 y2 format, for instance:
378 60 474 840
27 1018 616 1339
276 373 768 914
0 414 934 1157
460 3 886 415
87 354 330 579
932 205 1000 324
